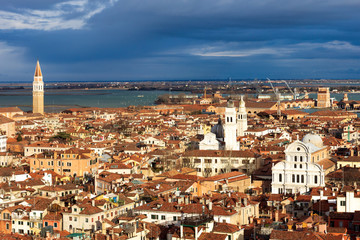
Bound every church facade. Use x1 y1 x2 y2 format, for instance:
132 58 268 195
199 96 247 151
271 133 327 194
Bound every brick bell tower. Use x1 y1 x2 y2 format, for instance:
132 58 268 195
33 60 44 114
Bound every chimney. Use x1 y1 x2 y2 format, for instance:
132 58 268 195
317 222 327 233
275 210 279 222
351 149 354 156
209 201 213 211
92 200 95 207
244 197 248 207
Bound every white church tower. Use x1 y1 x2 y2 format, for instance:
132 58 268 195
237 95 248 136
224 100 239 150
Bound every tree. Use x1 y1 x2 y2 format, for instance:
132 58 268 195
49 132 72 143
16 133 22 142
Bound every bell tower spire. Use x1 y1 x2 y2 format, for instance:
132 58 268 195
237 95 248 136
33 60 44 114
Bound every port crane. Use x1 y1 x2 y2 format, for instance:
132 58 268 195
267 78 281 119
282 80 297 100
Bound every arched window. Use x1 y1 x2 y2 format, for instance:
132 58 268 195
294 156 297 162
301 175 304 183
300 156 303 162
314 175 318 184
279 174 282 182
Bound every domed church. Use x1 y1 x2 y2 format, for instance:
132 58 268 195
271 133 329 194
199 96 247 151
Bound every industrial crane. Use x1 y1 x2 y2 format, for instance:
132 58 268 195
282 80 297 100
267 78 281 119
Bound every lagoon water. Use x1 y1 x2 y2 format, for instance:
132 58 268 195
0 89 189 112
0 89 359 113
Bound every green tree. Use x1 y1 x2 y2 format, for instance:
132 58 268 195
16 134 22 142
49 132 72 143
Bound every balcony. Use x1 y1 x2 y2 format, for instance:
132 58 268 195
181 214 213 227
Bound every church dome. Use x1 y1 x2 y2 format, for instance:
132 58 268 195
302 133 323 148
227 100 235 108
211 118 224 139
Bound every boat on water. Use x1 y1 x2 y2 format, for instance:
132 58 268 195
137 95 144 97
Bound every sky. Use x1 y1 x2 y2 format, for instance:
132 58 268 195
1 0 360 82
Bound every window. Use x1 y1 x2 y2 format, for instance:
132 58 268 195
69 217 72 221
294 156 297 162
74 217 77 222
54 222 58 228
294 164 297 168
300 156 303 162
340 201 346 206
85 218 89 223
194 159 201 164
301 175 304 183
67 162 71 167
205 159 212 164
44 222 48 227
161 215 165 220
151 215 158 220
300 164 302 169
173 216 177 221
279 174 282 182
314 175 318 184
292 174 295 183
297 175 300 183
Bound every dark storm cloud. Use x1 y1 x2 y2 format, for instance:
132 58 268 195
0 0 360 81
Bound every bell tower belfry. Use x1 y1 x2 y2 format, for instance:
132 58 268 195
237 95 248 136
33 60 44 114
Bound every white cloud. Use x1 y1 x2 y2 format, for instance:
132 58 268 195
185 40 360 58
0 0 118 31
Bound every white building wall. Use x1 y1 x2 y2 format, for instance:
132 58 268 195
271 141 325 194
0 135 6 152
337 191 360 213
224 105 239 151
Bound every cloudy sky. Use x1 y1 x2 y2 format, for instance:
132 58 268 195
1 0 360 82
